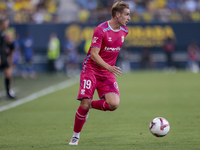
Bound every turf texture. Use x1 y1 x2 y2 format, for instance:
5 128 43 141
0 71 200 150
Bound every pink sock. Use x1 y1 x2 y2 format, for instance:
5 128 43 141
91 100 113 111
73 106 89 133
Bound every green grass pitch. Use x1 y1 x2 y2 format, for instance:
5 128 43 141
0 71 200 150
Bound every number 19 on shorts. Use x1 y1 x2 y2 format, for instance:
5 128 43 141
83 79 91 89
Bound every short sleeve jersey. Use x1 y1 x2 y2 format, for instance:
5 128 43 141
82 21 128 77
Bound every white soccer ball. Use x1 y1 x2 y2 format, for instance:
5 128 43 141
149 117 170 137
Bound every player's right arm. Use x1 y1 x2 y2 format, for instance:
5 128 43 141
90 25 122 77
90 47 122 77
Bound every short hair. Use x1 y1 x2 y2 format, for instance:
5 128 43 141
0 16 9 24
111 1 130 18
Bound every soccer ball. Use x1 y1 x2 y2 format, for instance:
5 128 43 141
149 117 170 137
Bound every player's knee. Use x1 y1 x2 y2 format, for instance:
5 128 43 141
108 101 119 111
80 99 91 110
4 69 11 78
81 103 90 110
105 93 120 111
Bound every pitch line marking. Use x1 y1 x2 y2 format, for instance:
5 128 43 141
0 77 79 112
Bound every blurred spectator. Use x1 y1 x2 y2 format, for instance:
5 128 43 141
0 1 7 13
0 0 59 24
63 36 79 77
76 0 88 9
32 7 46 24
76 0 200 23
190 10 200 22
131 11 141 23
184 0 197 12
167 0 179 10
47 32 60 74
1 0 200 24
142 11 154 22
78 7 90 23
21 32 36 78
126 0 136 12
187 40 200 73
87 0 98 11
163 37 176 70
169 9 182 22
140 48 155 69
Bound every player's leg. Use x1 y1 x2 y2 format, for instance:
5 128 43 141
4 67 15 99
69 98 91 145
91 93 119 111
69 72 96 145
105 92 120 110
91 77 120 111
74 98 91 133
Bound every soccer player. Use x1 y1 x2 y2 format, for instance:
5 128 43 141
0 17 16 99
69 1 130 145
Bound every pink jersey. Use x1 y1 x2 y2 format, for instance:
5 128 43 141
82 21 128 76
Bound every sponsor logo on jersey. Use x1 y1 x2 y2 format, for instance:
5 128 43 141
108 37 112 41
104 46 121 52
92 37 98 43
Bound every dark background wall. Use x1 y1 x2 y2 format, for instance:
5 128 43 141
9 22 200 71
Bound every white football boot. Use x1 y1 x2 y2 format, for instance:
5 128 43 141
69 137 79 145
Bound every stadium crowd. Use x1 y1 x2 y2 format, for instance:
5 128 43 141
77 0 200 23
0 0 59 24
0 0 200 24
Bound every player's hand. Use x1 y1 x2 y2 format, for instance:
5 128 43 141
108 66 122 77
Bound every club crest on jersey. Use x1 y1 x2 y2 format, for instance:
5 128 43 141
92 37 98 43
108 37 112 41
114 82 119 89
121 36 124 43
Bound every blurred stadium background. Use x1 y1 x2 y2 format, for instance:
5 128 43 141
1 1 200 149
0 0 200 74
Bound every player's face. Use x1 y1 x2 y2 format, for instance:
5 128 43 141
118 8 130 26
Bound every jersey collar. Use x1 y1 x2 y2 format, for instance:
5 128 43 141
107 21 121 32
